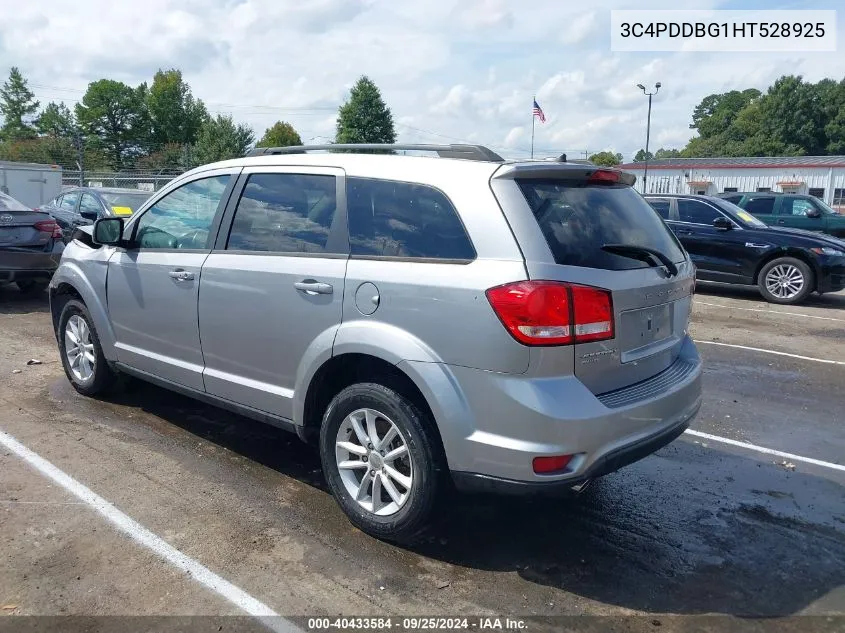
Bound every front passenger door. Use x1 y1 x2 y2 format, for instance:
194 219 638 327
107 172 237 390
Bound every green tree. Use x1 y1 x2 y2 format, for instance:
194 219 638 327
257 121 302 147
75 79 149 169
690 89 760 140
0 67 40 140
653 148 680 159
335 76 396 145
146 68 207 148
588 151 623 166
758 76 826 156
193 114 255 164
36 102 76 138
633 149 654 162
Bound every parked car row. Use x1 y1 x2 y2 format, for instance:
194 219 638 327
1 187 151 294
717 191 845 238
645 194 845 304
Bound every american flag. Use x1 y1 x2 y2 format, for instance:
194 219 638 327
533 99 546 123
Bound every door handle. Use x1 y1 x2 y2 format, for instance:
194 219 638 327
169 269 194 281
777 219 785 225
294 280 333 295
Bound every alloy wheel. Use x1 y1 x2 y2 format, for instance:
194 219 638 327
65 315 96 382
335 408 414 516
765 264 805 300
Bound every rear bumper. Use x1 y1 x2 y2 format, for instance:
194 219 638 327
418 336 702 490
0 243 63 282
452 403 696 495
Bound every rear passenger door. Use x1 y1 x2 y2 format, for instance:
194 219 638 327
198 167 347 419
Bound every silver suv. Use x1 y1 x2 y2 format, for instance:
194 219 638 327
50 144 702 541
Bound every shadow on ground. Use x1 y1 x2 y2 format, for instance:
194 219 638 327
83 379 845 617
0 284 50 315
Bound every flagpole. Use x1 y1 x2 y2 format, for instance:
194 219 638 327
531 95 535 159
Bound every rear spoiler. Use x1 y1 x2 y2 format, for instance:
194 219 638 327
492 163 637 186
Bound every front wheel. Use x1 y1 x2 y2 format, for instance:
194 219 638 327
57 299 118 396
758 257 814 305
319 383 442 543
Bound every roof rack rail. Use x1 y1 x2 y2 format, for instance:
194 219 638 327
246 143 504 162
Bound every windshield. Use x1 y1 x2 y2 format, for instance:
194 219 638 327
813 198 839 216
711 198 768 228
0 191 29 211
99 192 151 214
516 179 686 270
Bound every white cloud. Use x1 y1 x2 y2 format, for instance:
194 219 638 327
0 0 842 160
560 12 597 45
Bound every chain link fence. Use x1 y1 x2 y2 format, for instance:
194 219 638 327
62 170 185 192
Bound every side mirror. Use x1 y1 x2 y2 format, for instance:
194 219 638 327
713 216 733 231
92 217 124 246
806 208 822 219
80 210 98 221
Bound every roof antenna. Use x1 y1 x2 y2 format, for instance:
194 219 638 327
558 153 567 162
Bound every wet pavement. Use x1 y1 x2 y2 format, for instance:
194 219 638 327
0 283 843 628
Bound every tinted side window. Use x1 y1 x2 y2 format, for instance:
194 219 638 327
347 177 474 260
647 199 671 219
60 192 80 211
226 173 338 253
744 197 776 216
134 176 230 250
781 198 815 216
678 199 721 224
722 195 742 204
79 194 102 216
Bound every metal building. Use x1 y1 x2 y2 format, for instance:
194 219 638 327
618 156 845 211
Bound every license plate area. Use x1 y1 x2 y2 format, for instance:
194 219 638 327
619 301 675 363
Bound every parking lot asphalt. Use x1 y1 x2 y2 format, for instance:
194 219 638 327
0 283 843 628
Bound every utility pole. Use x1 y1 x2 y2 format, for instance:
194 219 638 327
73 130 84 187
636 82 661 193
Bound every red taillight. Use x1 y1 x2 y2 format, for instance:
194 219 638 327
34 219 62 239
587 169 621 184
571 285 614 342
486 281 614 346
533 454 574 474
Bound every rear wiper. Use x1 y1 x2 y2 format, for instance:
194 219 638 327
602 243 678 277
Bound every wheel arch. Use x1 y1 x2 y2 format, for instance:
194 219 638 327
752 249 818 290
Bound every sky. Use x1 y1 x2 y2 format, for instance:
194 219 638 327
0 0 843 161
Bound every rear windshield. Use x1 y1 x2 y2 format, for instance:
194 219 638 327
516 180 686 270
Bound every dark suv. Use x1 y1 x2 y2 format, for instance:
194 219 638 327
717 192 845 238
646 194 845 304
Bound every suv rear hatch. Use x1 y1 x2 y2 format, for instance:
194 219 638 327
489 165 694 394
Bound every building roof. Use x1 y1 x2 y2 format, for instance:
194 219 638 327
618 155 845 170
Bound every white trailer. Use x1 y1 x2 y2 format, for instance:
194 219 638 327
0 161 63 209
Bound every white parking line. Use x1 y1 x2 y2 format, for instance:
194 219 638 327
693 339 845 365
0 429 300 633
695 300 845 323
685 429 845 472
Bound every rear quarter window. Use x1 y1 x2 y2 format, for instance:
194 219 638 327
517 179 685 270
347 177 475 261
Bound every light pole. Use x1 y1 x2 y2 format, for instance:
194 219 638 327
637 82 661 193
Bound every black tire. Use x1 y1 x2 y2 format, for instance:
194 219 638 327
319 383 443 543
16 279 49 295
57 299 118 396
758 257 814 305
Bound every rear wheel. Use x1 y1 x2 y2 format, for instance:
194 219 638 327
319 383 442 543
758 257 813 304
16 279 49 295
58 299 118 396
